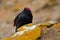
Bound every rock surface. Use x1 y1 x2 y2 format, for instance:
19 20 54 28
0 0 60 40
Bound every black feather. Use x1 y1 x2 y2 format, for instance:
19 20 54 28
14 7 33 32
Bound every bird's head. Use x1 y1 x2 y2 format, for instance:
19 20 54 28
23 7 31 12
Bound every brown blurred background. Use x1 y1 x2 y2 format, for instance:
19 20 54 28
0 0 60 38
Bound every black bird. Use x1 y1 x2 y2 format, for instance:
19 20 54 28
14 7 33 32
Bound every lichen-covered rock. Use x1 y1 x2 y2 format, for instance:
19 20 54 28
41 23 60 40
1 23 41 40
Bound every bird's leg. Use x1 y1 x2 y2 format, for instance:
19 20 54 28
15 27 18 32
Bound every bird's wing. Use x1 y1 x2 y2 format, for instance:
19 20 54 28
14 13 21 26
14 13 26 27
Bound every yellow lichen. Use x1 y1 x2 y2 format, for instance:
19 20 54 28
1 23 41 40
51 23 60 29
